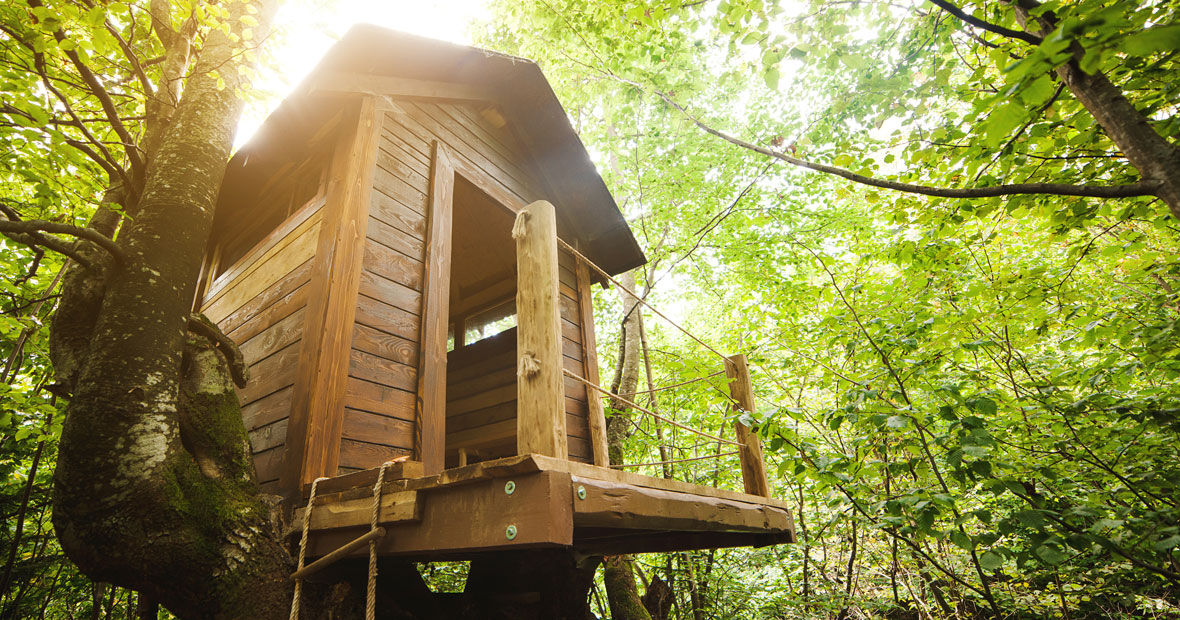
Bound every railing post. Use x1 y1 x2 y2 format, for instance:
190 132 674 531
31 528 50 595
513 201 568 459
726 354 771 497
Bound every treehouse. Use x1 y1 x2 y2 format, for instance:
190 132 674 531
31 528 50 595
196 25 794 565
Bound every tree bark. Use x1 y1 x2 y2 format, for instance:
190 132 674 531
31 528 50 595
600 271 654 620
1011 1 1180 219
50 3 297 619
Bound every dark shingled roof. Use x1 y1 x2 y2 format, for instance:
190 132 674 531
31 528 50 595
218 24 645 276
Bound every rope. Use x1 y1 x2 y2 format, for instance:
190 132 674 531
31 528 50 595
564 368 743 448
558 238 730 362
366 461 393 620
289 476 328 620
616 369 726 398
612 450 741 469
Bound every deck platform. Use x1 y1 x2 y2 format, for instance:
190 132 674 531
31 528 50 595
293 454 795 561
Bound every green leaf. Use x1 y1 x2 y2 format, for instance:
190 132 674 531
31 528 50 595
979 551 1004 571
982 102 1025 149
1120 24 1180 57
1035 544 1068 565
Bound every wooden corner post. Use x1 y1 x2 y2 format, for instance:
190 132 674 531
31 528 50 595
514 201 568 459
282 97 381 495
726 354 771 497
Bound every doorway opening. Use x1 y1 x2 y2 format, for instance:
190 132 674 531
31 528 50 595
443 175 519 468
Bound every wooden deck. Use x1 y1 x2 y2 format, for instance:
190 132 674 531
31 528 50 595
292 454 795 561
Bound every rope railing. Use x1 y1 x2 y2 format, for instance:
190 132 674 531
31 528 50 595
612 450 741 469
563 368 743 448
616 369 726 398
558 238 731 363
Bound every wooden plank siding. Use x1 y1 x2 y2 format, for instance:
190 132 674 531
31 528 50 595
199 203 324 489
337 107 431 474
370 99 597 467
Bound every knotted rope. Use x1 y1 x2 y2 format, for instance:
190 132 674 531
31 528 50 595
289 476 328 620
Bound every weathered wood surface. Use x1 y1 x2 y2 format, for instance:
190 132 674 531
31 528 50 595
282 98 383 492
293 490 419 532
305 470 573 558
416 142 456 475
725 354 772 497
574 258 608 466
570 476 791 533
311 72 491 103
515 201 567 459
294 457 793 560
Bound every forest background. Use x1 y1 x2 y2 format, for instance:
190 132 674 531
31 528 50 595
1 0 1179 618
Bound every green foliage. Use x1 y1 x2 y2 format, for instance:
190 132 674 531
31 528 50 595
477 0 1180 617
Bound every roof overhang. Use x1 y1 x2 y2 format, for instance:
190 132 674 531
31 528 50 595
223 24 645 277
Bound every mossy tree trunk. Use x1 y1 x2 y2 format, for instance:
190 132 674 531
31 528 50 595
45 3 313 618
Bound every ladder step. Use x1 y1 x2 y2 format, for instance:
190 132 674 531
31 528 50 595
290 527 386 580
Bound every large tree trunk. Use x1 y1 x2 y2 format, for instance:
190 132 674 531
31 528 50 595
49 4 299 618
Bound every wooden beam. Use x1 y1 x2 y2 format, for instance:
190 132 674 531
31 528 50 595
282 97 382 495
532 454 793 511
571 476 792 533
311 72 491 103
292 490 420 532
417 142 456 475
575 257 609 466
725 354 771 498
573 530 793 557
514 201 567 459
306 471 573 558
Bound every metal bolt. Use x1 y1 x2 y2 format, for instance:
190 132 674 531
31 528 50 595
504 480 516 495
505 524 518 540
576 485 587 500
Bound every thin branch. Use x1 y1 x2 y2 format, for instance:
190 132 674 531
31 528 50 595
187 314 248 388
0 217 125 265
26 0 145 177
650 87 1160 200
927 0 1042 45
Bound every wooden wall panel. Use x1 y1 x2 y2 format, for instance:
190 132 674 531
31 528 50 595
199 205 323 489
346 98 601 471
336 108 433 474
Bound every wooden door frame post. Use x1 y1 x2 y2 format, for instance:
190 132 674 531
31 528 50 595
417 141 456 475
514 200 568 459
725 354 771 497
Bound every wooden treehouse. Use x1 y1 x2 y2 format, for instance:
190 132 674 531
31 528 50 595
197 26 795 567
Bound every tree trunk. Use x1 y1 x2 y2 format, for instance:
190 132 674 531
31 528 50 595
49 3 298 619
600 271 654 620
1012 0 1180 218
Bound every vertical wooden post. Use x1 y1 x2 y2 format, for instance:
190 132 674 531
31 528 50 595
514 200 567 459
416 142 455 476
283 97 381 494
576 257 610 466
726 354 771 497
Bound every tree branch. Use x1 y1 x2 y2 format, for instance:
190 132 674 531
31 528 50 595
26 0 145 178
927 0 1042 45
0 228 93 269
652 89 1161 200
187 314 248 388
0 214 125 265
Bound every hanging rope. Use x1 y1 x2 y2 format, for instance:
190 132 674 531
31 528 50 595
289 476 328 620
366 461 392 620
564 368 743 447
612 450 741 469
557 238 731 363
